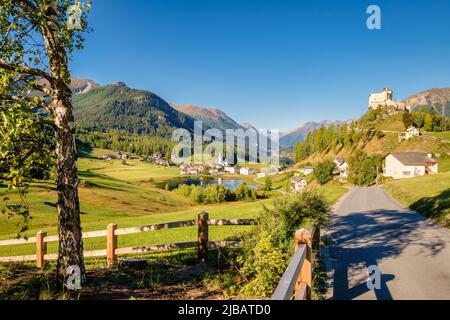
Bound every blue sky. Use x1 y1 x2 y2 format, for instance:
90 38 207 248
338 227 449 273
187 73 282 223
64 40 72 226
71 0 450 131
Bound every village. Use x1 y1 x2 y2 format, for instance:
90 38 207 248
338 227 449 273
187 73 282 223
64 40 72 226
97 87 441 196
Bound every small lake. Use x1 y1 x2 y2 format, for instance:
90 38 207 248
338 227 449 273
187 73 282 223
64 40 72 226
170 178 258 190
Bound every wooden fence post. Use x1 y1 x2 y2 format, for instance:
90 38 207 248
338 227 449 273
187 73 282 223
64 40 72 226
36 231 47 269
295 228 312 300
197 212 209 263
107 224 118 268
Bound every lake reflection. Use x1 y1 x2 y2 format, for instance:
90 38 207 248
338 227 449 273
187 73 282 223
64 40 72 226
177 178 257 190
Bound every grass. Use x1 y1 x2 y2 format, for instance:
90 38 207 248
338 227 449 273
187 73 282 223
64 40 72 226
383 173 450 228
0 147 347 258
424 131 450 142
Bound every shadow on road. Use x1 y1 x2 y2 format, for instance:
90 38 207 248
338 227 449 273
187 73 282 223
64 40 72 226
330 209 446 300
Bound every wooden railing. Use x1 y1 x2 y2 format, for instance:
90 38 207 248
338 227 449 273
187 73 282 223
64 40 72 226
271 226 320 300
0 212 257 268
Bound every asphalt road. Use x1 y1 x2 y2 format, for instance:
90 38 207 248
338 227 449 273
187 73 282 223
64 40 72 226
328 187 450 300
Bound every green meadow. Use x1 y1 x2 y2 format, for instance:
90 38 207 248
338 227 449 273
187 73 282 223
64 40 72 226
0 148 348 259
383 173 450 228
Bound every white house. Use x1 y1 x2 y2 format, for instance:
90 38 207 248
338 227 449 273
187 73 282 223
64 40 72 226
333 158 348 178
298 167 314 176
239 167 254 176
291 174 307 193
384 152 438 179
399 126 421 142
224 166 236 174
257 172 267 179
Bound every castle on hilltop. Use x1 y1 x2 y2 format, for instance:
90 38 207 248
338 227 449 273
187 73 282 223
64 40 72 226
369 88 411 113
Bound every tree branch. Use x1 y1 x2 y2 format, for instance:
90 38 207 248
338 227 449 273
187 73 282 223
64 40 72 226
0 59 56 86
0 93 50 110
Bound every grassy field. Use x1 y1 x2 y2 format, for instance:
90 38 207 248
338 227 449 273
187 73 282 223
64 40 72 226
383 173 450 228
0 148 348 259
424 131 450 142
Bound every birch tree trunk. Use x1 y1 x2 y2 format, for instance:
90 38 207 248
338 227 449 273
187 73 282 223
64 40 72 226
41 1 85 282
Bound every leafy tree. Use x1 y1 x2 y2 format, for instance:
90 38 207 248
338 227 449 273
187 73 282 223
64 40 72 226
263 176 272 191
0 0 91 282
348 149 368 185
402 112 413 129
357 158 379 186
314 160 335 185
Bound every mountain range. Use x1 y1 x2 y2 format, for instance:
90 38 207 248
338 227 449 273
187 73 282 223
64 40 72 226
403 87 450 116
172 104 242 131
70 78 449 146
279 120 349 148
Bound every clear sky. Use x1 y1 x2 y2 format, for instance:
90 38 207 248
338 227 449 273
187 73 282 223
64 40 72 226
70 0 450 131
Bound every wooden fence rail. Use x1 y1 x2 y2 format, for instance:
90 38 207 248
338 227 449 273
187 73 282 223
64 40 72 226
0 213 256 268
271 226 320 301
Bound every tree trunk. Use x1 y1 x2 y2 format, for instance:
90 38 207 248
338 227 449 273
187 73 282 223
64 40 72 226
40 1 86 284
53 89 86 284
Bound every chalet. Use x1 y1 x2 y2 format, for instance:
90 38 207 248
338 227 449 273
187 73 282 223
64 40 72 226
100 154 117 161
298 167 314 176
291 174 307 193
180 164 205 175
333 158 348 178
399 126 421 142
149 154 169 166
257 172 267 179
239 167 254 176
224 166 236 174
117 151 132 160
383 152 439 179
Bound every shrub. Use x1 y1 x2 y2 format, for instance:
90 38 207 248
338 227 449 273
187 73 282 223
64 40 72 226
263 177 272 191
235 183 255 201
202 184 232 204
238 230 288 297
236 191 332 297
189 186 204 204
314 160 336 185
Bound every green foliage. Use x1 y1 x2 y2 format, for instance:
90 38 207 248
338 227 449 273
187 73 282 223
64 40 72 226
176 184 237 204
76 129 175 159
235 183 257 201
72 84 194 137
314 160 336 185
412 108 449 132
236 191 332 297
294 121 370 162
348 150 382 186
237 230 288 297
0 101 54 236
402 112 413 129
263 177 272 191
0 0 91 238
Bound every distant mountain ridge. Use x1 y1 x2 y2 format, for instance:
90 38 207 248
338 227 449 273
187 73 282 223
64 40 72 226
173 104 242 131
403 87 450 116
70 77 98 95
280 120 348 148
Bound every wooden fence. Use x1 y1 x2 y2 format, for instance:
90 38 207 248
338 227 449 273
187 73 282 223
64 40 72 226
0 212 257 268
271 226 320 300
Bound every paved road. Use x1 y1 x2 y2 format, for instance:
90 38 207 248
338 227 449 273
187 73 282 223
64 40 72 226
328 187 450 300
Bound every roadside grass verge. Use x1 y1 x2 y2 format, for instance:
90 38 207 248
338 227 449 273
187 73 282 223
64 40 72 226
383 173 450 228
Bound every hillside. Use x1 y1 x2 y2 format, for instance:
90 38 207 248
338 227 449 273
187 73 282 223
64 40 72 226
403 87 450 116
73 82 195 137
173 104 242 131
280 120 347 148
295 111 450 168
